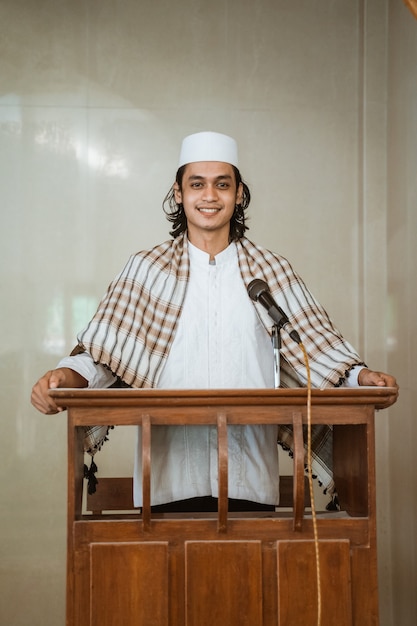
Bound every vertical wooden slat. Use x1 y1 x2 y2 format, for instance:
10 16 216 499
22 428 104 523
292 410 305 531
67 417 86 626
217 413 228 533
141 414 151 531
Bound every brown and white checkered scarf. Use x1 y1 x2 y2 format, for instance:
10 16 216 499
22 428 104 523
78 233 364 493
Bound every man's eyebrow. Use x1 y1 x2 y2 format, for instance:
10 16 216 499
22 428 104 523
187 174 233 181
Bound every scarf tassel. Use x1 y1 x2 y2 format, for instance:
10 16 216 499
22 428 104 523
84 458 99 495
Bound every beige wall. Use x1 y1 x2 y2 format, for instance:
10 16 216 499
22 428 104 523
0 0 415 624
386 1 417 624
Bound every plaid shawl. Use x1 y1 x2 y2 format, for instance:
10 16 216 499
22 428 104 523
78 234 364 492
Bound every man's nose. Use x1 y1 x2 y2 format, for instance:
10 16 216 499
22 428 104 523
202 184 218 201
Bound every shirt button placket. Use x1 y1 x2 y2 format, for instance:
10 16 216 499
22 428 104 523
209 264 220 387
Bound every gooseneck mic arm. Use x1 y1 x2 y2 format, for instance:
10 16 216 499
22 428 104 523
271 324 281 389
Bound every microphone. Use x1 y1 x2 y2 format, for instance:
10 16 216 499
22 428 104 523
247 279 301 344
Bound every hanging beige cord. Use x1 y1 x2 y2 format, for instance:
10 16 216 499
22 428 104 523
404 0 417 18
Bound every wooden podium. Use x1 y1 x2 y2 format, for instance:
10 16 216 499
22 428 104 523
50 387 395 626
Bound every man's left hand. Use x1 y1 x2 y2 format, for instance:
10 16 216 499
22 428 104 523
358 368 399 409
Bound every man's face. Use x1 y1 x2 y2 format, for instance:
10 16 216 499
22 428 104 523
174 161 243 243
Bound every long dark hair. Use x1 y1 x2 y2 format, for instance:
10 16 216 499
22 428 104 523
162 165 251 241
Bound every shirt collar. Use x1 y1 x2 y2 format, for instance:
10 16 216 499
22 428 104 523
188 240 237 267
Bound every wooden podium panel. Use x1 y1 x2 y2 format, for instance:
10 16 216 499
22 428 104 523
277 539 352 626
91 542 169 626
50 387 396 626
185 541 263 626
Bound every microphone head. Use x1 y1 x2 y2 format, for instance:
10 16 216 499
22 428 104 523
247 279 269 302
247 278 302 344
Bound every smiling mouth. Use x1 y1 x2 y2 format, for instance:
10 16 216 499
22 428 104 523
197 207 221 214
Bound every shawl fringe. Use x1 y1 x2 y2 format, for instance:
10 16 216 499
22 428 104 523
84 458 99 495
334 363 367 387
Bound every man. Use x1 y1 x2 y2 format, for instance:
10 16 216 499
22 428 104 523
31 131 399 511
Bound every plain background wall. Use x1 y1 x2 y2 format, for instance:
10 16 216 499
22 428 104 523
0 0 415 624
387 1 417 623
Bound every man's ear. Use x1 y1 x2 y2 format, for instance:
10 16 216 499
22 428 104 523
173 182 182 204
236 182 243 205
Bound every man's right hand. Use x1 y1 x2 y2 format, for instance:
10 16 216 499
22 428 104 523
31 368 87 414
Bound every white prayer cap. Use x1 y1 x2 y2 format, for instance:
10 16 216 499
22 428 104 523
178 131 238 168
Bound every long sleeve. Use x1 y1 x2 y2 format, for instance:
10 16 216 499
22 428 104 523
56 352 117 388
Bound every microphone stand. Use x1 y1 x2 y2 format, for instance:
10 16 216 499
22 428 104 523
272 324 281 389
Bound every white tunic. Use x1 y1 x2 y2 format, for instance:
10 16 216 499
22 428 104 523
133 242 278 506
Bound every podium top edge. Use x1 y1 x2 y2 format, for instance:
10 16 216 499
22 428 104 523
48 386 396 406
